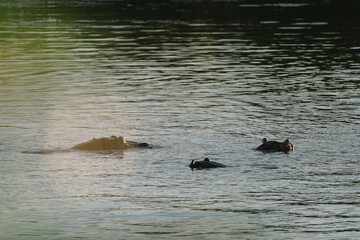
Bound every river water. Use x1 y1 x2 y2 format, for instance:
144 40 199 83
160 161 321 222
0 1 359 239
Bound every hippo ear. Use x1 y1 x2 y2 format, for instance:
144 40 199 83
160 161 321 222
283 139 290 147
118 136 125 144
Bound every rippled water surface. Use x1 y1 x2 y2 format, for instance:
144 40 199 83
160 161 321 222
0 1 359 239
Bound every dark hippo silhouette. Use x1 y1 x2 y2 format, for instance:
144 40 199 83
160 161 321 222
256 137 294 153
72 136 151 151
189 158 226 169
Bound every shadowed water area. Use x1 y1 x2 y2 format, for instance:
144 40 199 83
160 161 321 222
0 0 359 239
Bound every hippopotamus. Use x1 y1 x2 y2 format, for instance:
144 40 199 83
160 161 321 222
256 137 294 153
189 158 226 169
72 136 151 151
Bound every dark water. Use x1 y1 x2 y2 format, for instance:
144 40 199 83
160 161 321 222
0 1 359 239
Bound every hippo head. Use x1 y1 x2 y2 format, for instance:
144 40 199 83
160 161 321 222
256 138 294 152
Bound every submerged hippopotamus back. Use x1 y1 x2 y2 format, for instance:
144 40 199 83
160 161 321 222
256 137 294 153
72 136 151 150
189 158 226 169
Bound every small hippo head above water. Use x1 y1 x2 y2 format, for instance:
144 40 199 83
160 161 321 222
189 158 226 169
256 138 294 153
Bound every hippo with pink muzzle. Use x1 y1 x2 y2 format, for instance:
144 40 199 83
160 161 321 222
256 137 294 153
72 136 151 151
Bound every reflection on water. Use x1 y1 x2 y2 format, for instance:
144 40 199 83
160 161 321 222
0 1 359 239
